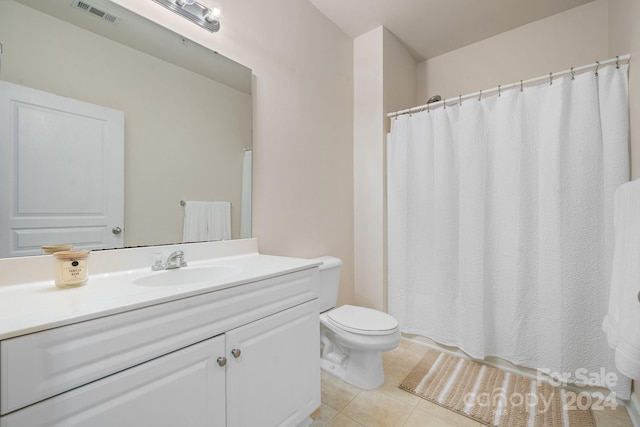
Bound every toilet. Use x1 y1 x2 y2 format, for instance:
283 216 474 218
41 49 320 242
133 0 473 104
312 256 401 390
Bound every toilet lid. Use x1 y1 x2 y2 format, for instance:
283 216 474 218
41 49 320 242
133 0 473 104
326 305 398 336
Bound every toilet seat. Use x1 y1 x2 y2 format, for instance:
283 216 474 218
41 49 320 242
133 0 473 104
326 305 398 336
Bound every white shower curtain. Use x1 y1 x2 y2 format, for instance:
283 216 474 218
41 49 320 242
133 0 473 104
240 149 252 239
387 64 631 398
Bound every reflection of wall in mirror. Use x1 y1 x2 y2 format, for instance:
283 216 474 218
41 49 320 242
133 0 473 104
0 0 252 248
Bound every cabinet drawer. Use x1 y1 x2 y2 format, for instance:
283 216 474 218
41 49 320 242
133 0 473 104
0 268 318 414
0 336 226 427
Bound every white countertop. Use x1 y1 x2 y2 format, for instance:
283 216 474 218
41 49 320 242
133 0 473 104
0 251 320 340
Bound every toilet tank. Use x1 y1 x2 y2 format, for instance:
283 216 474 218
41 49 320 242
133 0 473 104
310 256 343 312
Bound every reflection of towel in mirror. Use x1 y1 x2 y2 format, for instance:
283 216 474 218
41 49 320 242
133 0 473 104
182 201 231 243
603 179 640 380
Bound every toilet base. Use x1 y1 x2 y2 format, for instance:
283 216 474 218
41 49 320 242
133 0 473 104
320 348 385 390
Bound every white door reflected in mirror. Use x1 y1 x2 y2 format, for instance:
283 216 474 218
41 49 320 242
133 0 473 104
0 81 124 257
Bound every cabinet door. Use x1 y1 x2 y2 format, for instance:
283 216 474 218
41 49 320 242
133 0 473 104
0 336 226 427
226 300 320 427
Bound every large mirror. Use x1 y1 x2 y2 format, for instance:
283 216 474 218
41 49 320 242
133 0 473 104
0 0 252 257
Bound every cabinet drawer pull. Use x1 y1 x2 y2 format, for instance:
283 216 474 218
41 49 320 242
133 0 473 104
217 356 227 367
231 348 242 358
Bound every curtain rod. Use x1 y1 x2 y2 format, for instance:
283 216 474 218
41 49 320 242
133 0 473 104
388 54 631 118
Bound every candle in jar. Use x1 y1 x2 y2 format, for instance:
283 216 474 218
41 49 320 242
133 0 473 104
53 250 90 288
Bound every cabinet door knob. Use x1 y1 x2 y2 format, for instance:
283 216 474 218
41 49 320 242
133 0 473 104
231 348 242 358
112 227 122 235
217 356 227 367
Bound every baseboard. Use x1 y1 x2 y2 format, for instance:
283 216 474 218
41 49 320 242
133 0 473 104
295 417 312 427
628 392 640 427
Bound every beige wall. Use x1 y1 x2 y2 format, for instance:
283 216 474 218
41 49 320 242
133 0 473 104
381 29 417 311
111 0 355 305
417 0 609 103
0 0 250 246
353 27 385 310
383 29 417 134
353 27 416 311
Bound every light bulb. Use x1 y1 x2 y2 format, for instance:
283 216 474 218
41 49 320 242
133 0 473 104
204 7 221 23
175 0 197 6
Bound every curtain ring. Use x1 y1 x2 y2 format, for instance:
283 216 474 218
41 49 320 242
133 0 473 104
549 72 553 86
616 55 620 69
520 80 523 92
498 85 501 97
478 89 482 102
570 67 575 80
443 100 446 109
427 103 430 113
459 94 462 106
595 61 600 76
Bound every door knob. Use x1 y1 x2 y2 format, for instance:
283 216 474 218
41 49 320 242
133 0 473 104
112 227 122 235
231 348 241 358
217 356 227 367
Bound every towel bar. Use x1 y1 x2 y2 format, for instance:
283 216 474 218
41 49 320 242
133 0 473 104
180 200 231 207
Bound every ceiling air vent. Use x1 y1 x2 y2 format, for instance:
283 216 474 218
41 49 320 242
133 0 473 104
71 0 120 24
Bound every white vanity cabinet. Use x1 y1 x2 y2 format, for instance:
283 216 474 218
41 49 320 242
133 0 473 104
0 267 320 427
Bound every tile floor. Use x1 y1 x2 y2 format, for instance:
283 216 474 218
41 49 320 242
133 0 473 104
310 338 634 427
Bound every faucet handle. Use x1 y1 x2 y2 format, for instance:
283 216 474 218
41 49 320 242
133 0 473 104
152 253 165 271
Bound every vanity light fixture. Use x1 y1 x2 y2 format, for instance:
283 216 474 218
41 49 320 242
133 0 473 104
152 0 221 32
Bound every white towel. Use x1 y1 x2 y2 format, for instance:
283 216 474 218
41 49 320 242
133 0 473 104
182 201 231 243
603 179 640 380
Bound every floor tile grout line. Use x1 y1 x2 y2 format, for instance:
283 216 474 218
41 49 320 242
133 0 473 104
401 404 424 427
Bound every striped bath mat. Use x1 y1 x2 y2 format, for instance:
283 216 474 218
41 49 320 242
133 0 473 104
399 350 595 427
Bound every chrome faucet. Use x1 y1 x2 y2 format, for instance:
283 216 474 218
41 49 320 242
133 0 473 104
151 250 188 270
165 251 187 270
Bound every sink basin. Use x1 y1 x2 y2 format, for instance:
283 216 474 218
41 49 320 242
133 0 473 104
133 265 242 287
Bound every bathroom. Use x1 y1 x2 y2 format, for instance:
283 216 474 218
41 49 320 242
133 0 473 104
0 0 639 426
